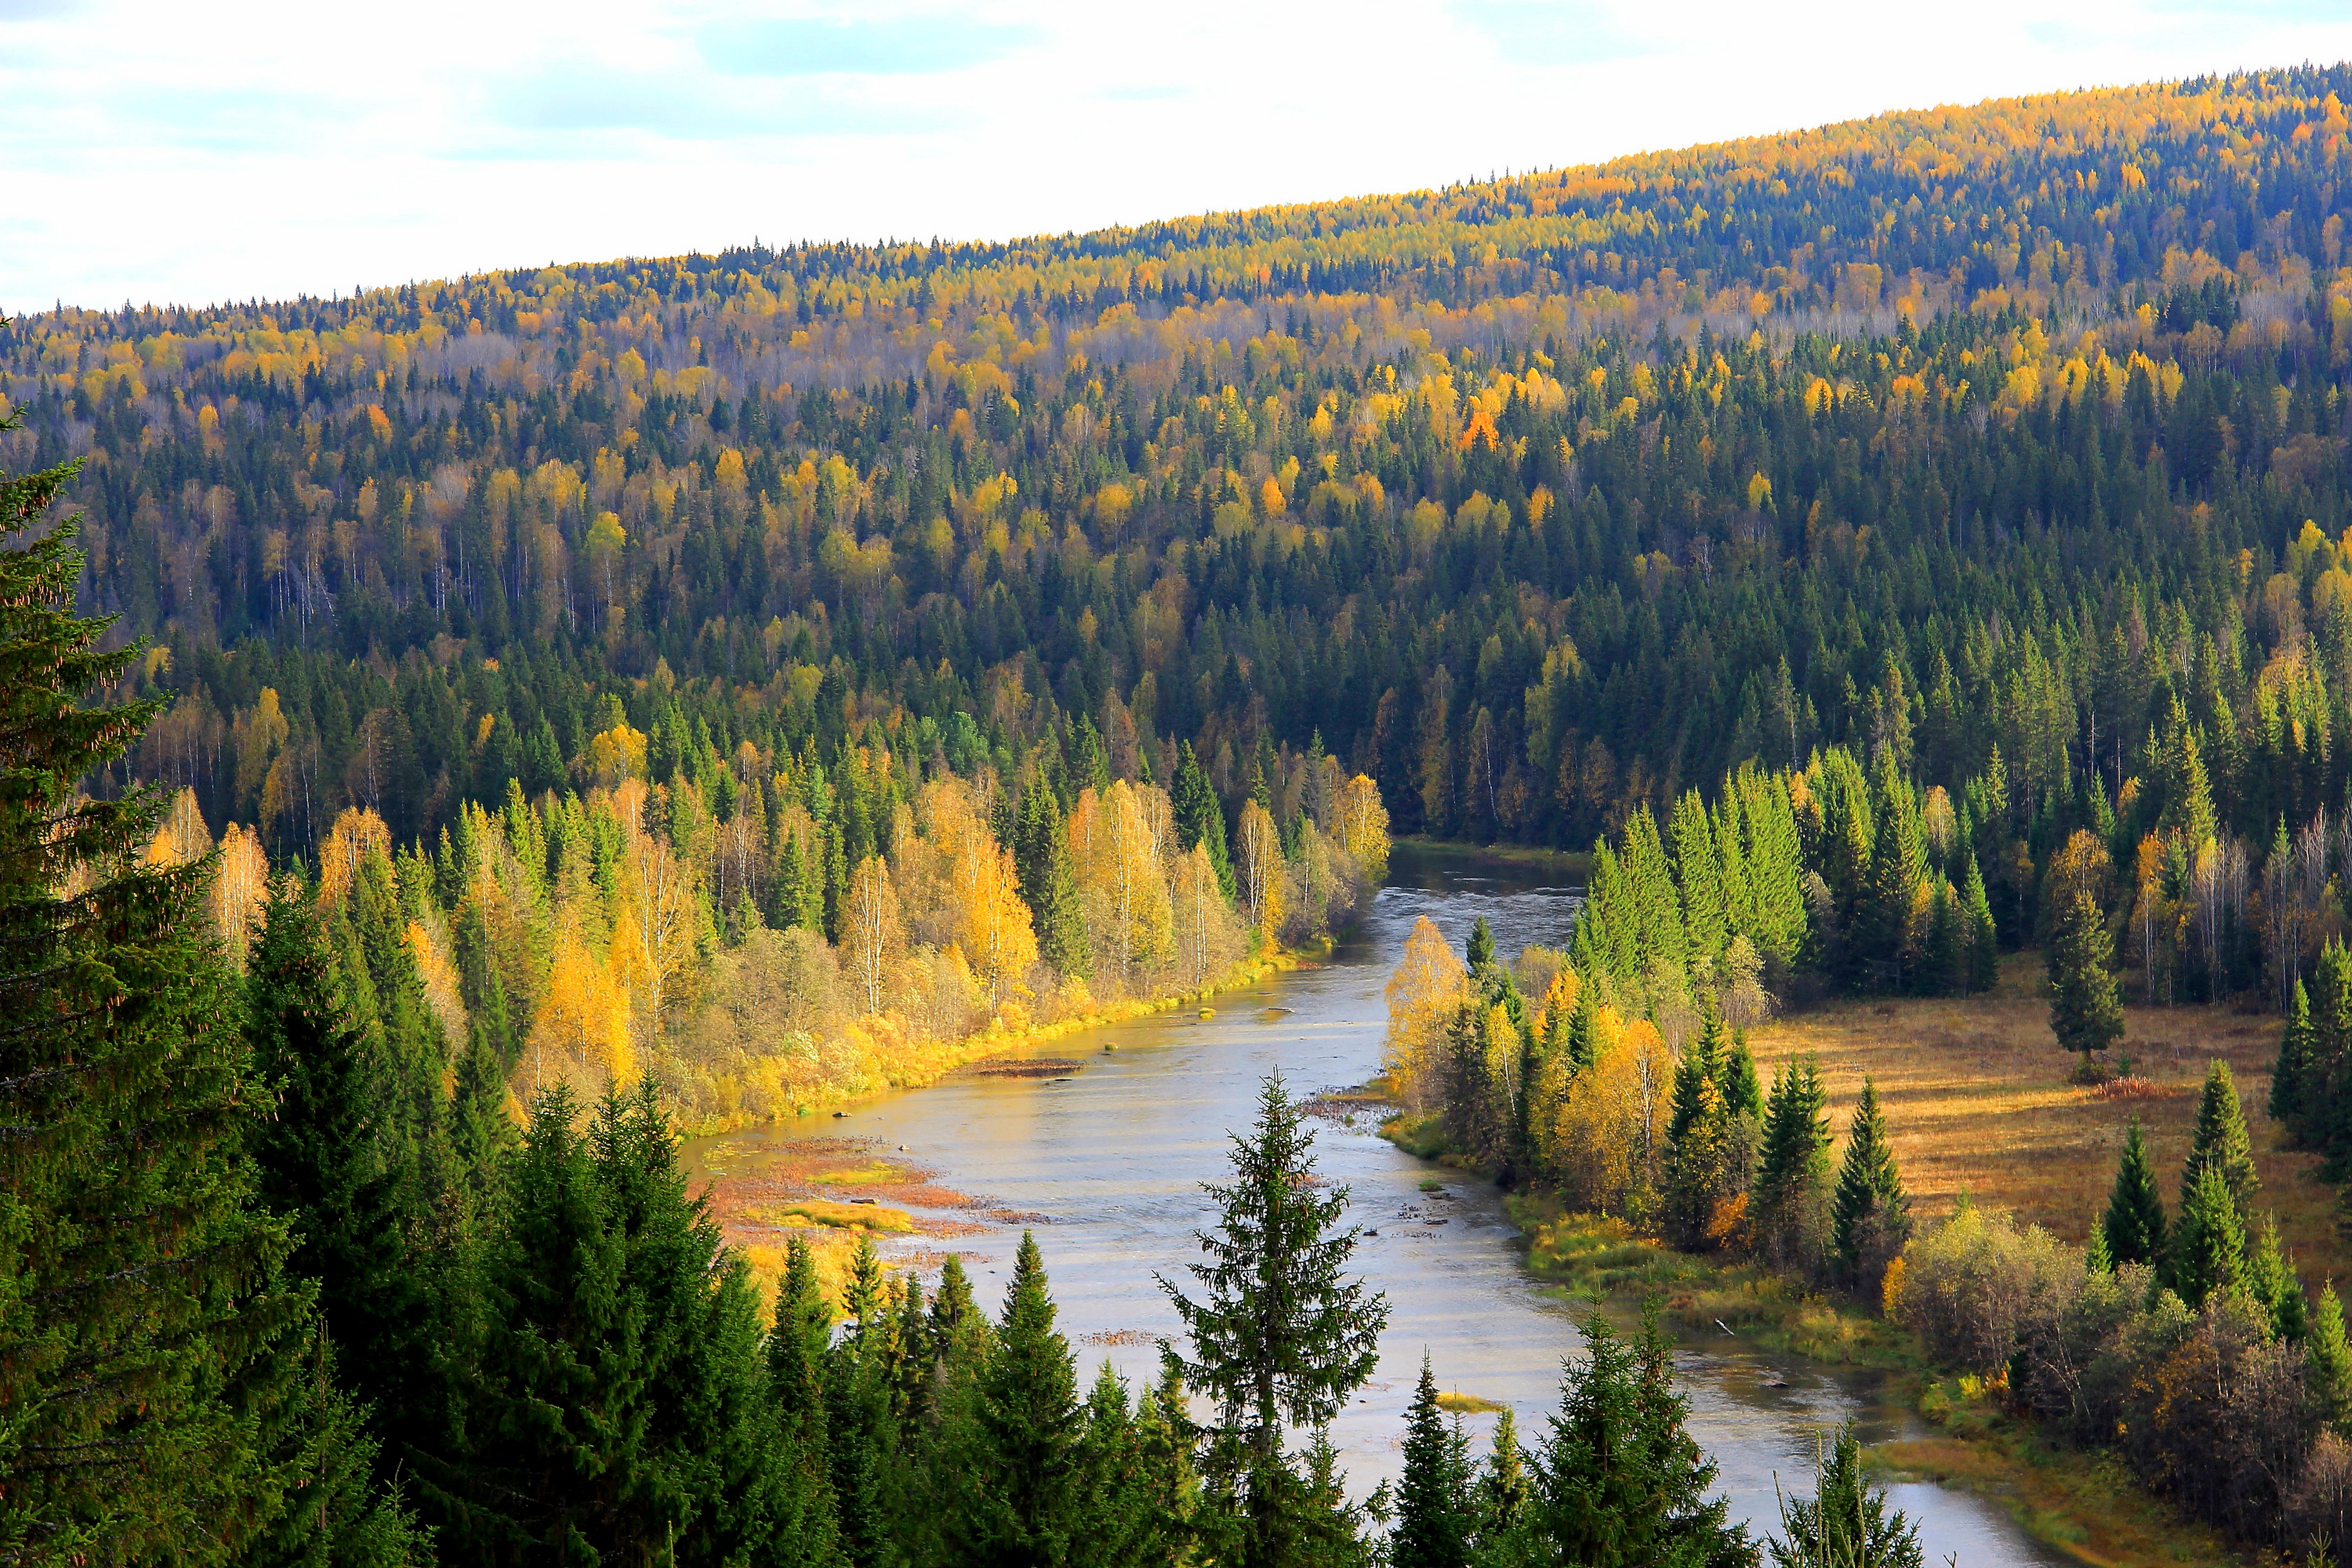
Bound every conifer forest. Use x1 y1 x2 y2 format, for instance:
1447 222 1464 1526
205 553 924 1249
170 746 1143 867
25 58 2352 1566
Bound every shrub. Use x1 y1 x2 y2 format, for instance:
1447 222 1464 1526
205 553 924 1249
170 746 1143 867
1892 1202 2082 1377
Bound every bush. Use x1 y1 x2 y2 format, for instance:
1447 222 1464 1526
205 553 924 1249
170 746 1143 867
1891 1202 2082 1377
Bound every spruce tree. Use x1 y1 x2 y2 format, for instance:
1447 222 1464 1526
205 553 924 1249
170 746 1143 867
2181 1059 2258 1218
1136 1359 1202 1557
1392 1356 1474 1568
1766 1422 1923 1568
767 1237 839 1563
1506 1306 1748 1567
1754 1059 1833 1272
0 417 298 1562
1718 1036 1762 1121
1478 1405 1529 1540
2273 979 2315 1131
243 885 446 1485
2047 890 2124 1066
2310 1283 2352 1436
2100 1119 2167 1270
2309 936 2352 1135
2245 1214 2307 1340
1172 740 1237 899
1960 855 1999 993
2169 1161 2246 1310
1160 1073 1388 1567
1016 785 1090 976
1831 1080 1909 1290
955 1231 1083 1564
1466 915 1497 974
1074 1362 1162 1568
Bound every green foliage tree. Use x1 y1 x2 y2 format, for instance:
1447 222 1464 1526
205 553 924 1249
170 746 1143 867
2181 1059 2259 1219
2100 1118 2168 1270
2308 1282 2352 1436
0 419 297 1563
2047 890 2124 1065
1830 1080 1909 1291
1766 1422 1923 1568
1503 1305 1750 1567
2272 979 2315 1129
1160 1073 1388 1567
1391 1356 1475 1568
954 1230 1083 1565
1016 785 1090 977
2170 1160 2248 1311
1752 1058 1832 1272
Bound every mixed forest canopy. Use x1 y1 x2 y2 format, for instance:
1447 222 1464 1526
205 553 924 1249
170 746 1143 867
13 64 2352 883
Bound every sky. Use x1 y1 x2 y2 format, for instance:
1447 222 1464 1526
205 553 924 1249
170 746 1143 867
7 0 2352 314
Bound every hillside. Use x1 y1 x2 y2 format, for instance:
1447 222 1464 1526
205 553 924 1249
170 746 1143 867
2 66 2347 872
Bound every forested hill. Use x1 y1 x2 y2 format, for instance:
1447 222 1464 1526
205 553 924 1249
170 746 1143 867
8 64 2352 862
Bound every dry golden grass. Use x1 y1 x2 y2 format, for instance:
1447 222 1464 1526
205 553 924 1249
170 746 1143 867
1749 954 2344 1283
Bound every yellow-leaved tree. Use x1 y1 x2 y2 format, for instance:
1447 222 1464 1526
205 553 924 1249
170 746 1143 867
918 777 1036 1007
1383 915 1468 1112
844 855 902 1015
612 826 697 1040
534 926 636 1088
209 822 270 968
1554 1008 1673 1216
1070 780 1173 991
1334 773 1392 884
1236 797 1284 943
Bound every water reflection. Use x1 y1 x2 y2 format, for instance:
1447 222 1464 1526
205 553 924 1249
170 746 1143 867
688 841 2064 1566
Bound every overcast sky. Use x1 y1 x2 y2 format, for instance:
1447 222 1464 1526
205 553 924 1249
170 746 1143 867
7 0 2352 315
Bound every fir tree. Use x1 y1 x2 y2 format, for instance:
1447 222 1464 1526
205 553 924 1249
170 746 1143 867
1391 1356 1475 1568
2170 1160 2246 1310
1766 1422 1923 1568
2047 890 2124 1065
1831 1080 1909 1290
767 1237 839 1563
1466 916 1497 975
0 417 299 1562
1160 1073 1388 1567
1718 1036 1763 1122
2181 1059 2258 1219
1136 1359 1202 1559
2100 1119 2167 1270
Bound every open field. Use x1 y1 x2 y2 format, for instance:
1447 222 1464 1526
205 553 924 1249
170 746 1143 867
1748 955 2343 1283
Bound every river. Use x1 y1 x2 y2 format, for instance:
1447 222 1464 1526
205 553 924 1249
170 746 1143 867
688 842 2068 1566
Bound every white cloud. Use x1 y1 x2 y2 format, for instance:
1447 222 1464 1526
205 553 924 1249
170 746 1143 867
6 0 2352 311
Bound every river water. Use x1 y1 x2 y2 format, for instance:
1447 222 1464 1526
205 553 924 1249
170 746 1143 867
688 843 2067 1566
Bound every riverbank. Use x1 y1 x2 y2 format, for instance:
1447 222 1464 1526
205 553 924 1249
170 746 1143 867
669 941 1317 1138
1385 1117 2257 1568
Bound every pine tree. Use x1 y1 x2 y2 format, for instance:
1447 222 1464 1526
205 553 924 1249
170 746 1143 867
1160 1073 1388 1567
767 1236 839 1563
1505 1305 1749 1567
1831 1080 1909 1290
2100 1119 2167 1269
1753 1058 1832 1272
1392 1356 1475 1568
1466 916 1497 975
2047 890 2124 1065
1766 1422 1923 1568
0 417 299 1563
2310 1283 2352 1436
1960 855 2000 993
2170 1160 2247 1310
955 1230 1083 1564
2181 1059 2258 1218
2272 979 2315 1131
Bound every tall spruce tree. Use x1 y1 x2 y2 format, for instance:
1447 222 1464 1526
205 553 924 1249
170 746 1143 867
2181 1059 2259 1219
1479 1406 1529 1540
1171 740 1236 899
955 1231 1083 1565
1752 1059 1832 1271
2047 890 2124 1065
1160 1073 1388 1567
1830 1080 1909 1290
1016 785 1090 976
2273 979 2315 1131
1391 1356 1475 1568
1504 1306 1749 1567
2101 1119 2168 1270
1960 855 2000 993
2170 1160 2246 1309
0 416 299 1563
2310 1283 2352 1436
